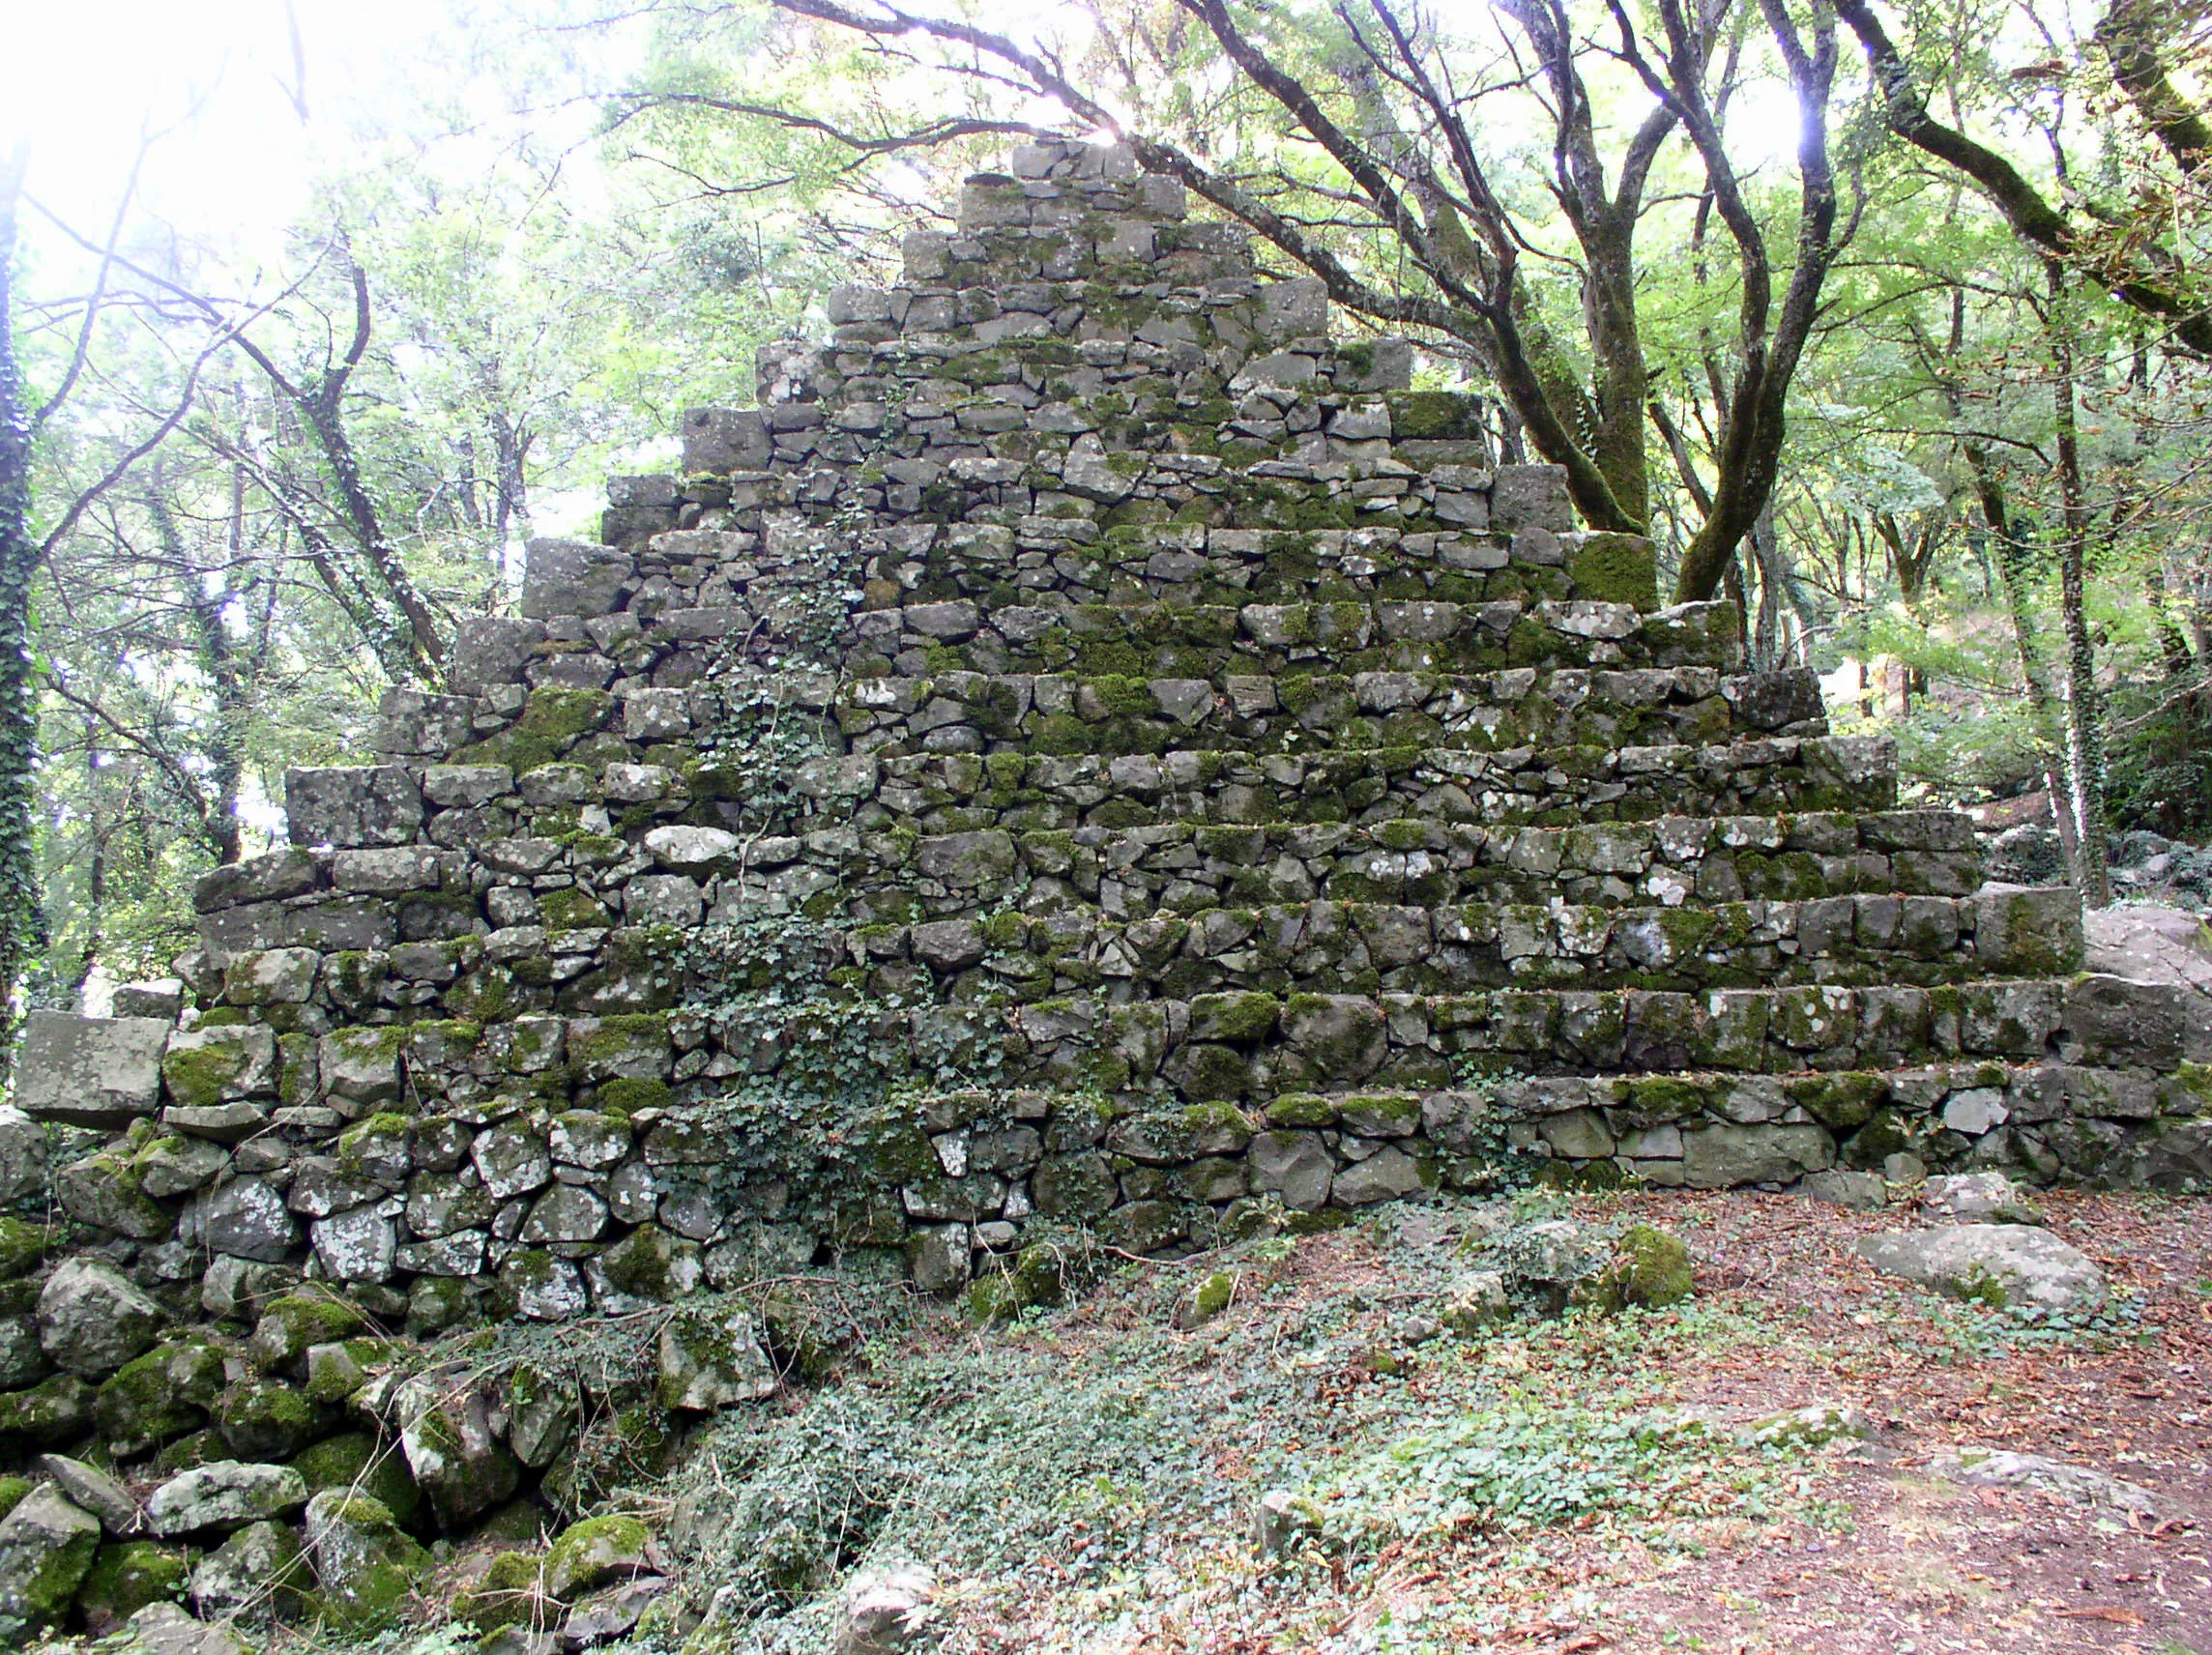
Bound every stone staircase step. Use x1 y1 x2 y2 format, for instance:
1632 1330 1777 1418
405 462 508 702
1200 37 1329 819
891 1045 2189 1235
843 889 2054 1000
984 973 2088 1100
739 732 1902 837
845 595 1740 679
822 662 1826 760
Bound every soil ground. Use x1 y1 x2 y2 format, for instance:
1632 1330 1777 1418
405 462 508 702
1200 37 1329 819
936 1188 2211 1655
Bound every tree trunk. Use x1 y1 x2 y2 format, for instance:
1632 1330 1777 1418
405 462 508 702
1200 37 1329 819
0 152 47 1043
2047 292 2112 907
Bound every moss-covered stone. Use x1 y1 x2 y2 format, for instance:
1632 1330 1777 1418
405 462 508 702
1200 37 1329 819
0 1479 28 1523
95 1339 224 1459
1579 1223 1695 1313
213 1376 325 1460
76 1541 189 1632
1567 532 1659 611
293 1431 421 1528
0 1485 100 1629
451 1551 547 1631
542 1514 649 1601
1173 1270 1237 1330
0 1374 95 1444
0 1221 47 1281
249 1292 370 1375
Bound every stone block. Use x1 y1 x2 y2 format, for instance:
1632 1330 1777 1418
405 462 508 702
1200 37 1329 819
451 618 546 686
519 540 630 620
286 766 422 849
14 1011 170 1127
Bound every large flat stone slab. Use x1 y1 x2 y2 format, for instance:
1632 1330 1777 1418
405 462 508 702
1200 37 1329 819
13 1010 170 1127
1855 1223 2104 1313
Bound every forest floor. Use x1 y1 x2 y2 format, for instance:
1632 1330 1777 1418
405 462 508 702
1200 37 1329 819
509 1183 2210 1655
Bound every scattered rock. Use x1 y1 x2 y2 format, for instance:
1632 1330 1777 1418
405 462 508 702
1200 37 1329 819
0 1483 102 1632
836 1562 936 1655
1252 1489 1326 1559
1933 1447 2172 1518
1440 1269 1511 1335
1580 1222 1695 1312
1489 1218 1604 1312
146 1461 308 1537
506 1363 576 1468
1172 1270 1237 1331
1745 1403 1875 1448
38 1258 166 1379
393 1369 520 1527
1855 1224 2106 1313
451 1551 553 1632
560 1576 671 1647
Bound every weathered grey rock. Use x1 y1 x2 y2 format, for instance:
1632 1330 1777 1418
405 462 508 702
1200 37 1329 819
37 1454 141 1534
543 1513 654 1601
124 1603 247 1655
303 1489 429 1619
1798 1168 1889 1210
39 1258 165 1378
907 1226 971 1293
1680 1122 1834 1187
1440 1269 1512 1335
113 977 193 1013
285 766 422 849
222 946 320 1005
1247 1130 1331 1210
0 1107 44 1203
656 1307 777 1410
521 540 630 620
474 1121 553 1200
1330 1146 1422 1205
163 1024 277 1105
13 1010 169 1126
186 1520 306 1620
681 407 771 474
1744 1403 1875 1448
560 1577 672 1647
1923 1172 2042 1225
312 1206 399 1282
393 1371 520 1527
0 1485 101 1631
1855 1224 2105 1312
1933 1447 2172 1517
506 1362 575 1469
1252 1491 1325 1560
451 617 548 687
147 1462 308 1537
189 1177 299 1263
836 1562 936 1655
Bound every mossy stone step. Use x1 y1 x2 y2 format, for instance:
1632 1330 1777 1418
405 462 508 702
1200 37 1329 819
847 889 2046 1001
824 663 1825 759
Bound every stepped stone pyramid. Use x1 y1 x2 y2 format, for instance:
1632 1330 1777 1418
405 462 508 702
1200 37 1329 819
16 141 2210 1318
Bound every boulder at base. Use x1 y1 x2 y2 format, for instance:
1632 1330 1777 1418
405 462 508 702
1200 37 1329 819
1854 1224 2105 1312
0 1484 102 1632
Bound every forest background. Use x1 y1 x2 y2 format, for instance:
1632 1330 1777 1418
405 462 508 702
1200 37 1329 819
2 0 2208 1026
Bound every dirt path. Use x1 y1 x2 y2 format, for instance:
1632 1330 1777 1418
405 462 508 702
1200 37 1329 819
1588 1189 2211 1655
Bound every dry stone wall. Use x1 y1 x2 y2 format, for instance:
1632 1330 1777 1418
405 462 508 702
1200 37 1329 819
0 145 2205 1576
